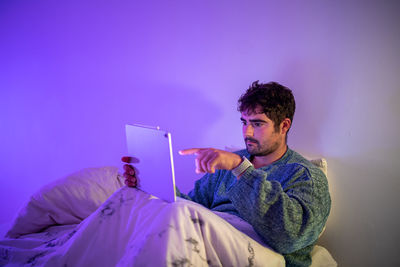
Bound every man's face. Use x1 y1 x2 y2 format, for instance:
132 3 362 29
241 109 284 157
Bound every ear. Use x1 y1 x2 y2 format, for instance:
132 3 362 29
280 118 292 135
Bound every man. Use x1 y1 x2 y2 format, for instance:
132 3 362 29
122 81 331 267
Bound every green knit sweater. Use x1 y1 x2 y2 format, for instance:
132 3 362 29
176 148 331 267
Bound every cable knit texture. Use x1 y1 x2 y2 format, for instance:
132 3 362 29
176 148 331 267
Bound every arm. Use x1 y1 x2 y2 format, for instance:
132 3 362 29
175 171 220 208
227 164 331 254
177 148 242 207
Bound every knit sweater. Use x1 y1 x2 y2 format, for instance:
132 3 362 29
176 148 331 267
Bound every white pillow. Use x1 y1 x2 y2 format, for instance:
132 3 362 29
310 158 328 177
6 166 124 238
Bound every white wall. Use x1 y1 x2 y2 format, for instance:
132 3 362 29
1 1 399 266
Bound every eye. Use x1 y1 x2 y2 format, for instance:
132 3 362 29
253 122 262 127
241 120 247 126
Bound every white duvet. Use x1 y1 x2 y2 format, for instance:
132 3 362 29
0 167 285 266
0 166 336 267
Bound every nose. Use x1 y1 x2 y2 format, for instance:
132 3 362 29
243 124 254 137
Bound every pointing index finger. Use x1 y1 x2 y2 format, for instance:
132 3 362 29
121 156 133 163
179 148 202 155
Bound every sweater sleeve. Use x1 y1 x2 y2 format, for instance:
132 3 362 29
175 171 220 208
226 164 331 254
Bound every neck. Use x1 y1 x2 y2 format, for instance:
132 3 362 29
251 144 288 169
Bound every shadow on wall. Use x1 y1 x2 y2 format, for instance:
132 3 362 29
275 60 337 156
118 81 223 192
317 152 399 266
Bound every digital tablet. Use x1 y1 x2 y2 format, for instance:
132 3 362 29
125 124 176 202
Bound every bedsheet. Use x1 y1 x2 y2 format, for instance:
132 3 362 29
0 187 285 266
0 166 336 266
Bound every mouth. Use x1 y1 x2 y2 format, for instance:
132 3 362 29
245 138 258 145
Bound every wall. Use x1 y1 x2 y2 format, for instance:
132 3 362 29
0 1 399 266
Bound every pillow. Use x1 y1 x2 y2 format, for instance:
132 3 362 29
6 166 124 238
309 158 328 238
310 158 328 177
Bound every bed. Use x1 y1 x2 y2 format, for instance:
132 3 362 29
0 162 336 266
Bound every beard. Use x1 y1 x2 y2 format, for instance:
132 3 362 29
245 137 281 157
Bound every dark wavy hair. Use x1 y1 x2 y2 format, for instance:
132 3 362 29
238 81 296 133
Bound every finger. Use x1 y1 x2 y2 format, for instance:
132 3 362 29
123 173 134 180
121 156 134 163
124 177 133 184
124 174 137 184
123 164 135 175
195 158 205 173
206 153 219 173
123 169 135 177
179 148 202 155
123 164 132 171
196 150 212 173
199 151 214 173
125 179 136 187
123 173 138 185
129 176 137 184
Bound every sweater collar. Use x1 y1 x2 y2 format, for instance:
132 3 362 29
244 147 293 168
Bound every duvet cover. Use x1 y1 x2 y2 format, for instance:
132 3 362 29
0 167 284 266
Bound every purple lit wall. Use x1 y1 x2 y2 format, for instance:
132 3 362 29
1 1 399 266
